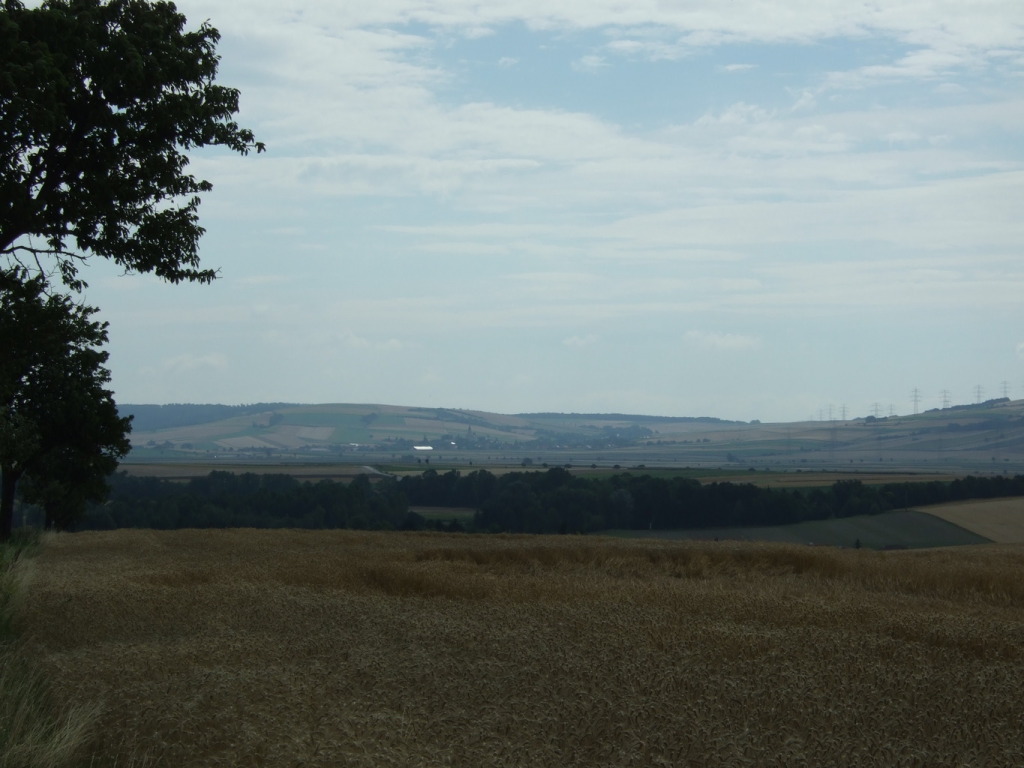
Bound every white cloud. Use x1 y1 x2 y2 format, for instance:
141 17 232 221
695 102 774 127
83 0 1024 420
461 26 495 39
235 274 294 286
572 54 608 72
184 1 1024 39
563 334 599 348
685 331 761 351
147 354 229 376
336 331 405 351
883 131 922 146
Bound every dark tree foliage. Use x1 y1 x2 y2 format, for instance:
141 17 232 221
0 0 264 289
84 471 409 532
0 268 131 539
71 468 1024 536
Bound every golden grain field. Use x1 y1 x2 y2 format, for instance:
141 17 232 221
922 498 1024 543
17 530 1024 767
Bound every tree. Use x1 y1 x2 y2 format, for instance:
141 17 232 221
17 367 132 530
0 268 131 540
0 0 263 289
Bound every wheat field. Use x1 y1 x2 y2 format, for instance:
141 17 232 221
922 498 1024 543
16 530 1024 767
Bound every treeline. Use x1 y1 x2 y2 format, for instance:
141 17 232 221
401 469 1024 533
79 472 408 531
65 468 1024 535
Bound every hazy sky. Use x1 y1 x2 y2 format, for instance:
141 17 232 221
82 0 1024 422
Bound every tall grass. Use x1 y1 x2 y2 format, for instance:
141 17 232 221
0 529 40 638
20 530 1024 767
0 531 96 768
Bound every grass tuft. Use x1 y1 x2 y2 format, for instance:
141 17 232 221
0 650 98 768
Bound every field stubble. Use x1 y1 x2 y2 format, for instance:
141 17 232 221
17 530 1024 767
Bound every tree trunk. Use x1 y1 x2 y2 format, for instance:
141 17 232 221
0 467 21 542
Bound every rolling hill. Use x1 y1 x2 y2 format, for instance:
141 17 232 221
122 399 1024 474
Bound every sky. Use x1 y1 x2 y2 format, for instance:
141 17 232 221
80 0 1024 423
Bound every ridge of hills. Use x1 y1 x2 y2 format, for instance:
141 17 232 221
121 399 1024 474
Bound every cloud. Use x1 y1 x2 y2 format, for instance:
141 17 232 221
572 54 608 72
685 331 760 351
235 274 293 286
883 131 922 146
187 1 1023 219
562 334 599 348
146 353 229 376
91 0 1024 421
605 36 691 61
182 0 1024 44
337 331 405 351
695 102 774 127
461 26 494 39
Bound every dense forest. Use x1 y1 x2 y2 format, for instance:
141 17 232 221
29 468 1024 535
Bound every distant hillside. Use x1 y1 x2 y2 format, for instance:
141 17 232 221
123 403 297 432
518 412 736 424
120 399 1024 474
